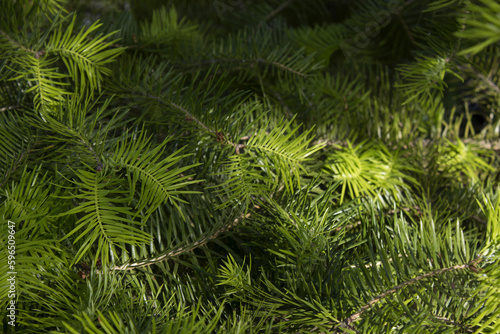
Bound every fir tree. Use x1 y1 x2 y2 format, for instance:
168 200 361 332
1 0 500 332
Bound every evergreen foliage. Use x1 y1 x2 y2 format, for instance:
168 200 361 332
2 0 500 332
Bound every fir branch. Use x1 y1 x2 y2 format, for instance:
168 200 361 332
189 57 309 77
430 315 475 333
79 135 102 167
334 260 479 331
0 105 21 112
314 137 500 151
457 64 500 94
347 254 403 269
110 212 250 271
0 29 38 55
143 92 240 149
257 0 295 29
169 100 214 134
395 12 415 44
2 1 500 331
0 149 31 188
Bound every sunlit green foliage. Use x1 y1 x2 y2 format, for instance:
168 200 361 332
1 0 500 332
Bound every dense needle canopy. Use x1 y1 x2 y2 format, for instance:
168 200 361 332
1 0 500 333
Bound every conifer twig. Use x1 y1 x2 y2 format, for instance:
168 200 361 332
457 64 500 94
110 212 250 271
0 30 37 54
0 105 21 112
333 259 481 331
257 0 295 30
190 58 308 77
144 93 241 151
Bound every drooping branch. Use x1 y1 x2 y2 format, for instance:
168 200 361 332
110 212 250 271
333 259 480 331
